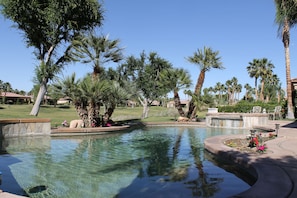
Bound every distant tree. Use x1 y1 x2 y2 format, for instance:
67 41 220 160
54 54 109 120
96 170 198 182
229 77 239 104
244 83 253 101
258 58 274 101
214 82 226 105
274 0 297 118
263 74 280 102
186 46 224 118
0 0 104 116
247 59 262 101
225 79 232 104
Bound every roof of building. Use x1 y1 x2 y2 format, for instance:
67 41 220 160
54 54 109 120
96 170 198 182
0 92 31 99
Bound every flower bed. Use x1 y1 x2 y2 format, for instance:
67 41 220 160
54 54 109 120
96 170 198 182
224 132 276 154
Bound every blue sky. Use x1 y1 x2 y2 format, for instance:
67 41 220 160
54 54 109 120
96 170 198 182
1 0 297 99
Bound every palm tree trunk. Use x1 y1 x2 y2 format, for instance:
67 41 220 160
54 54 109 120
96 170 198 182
254 78 258 101
187 71 205 118
283 19 295 119
194 71 205 94
87 101 97 127
187 100 195 118
174 90 185 117
260 80 265 101
104 104 116 121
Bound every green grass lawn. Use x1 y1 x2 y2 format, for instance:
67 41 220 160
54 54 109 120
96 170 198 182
0 104 206 127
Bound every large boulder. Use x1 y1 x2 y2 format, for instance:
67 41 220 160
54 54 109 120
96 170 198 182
69 120 84 128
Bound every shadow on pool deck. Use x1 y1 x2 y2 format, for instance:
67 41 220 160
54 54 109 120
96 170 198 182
204 119 297 197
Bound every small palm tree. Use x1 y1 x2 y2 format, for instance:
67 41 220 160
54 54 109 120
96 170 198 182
161 68 191 117
79 75 109 127
101 81 130 123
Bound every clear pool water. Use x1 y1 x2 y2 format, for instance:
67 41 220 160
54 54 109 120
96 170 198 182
0 126 251 198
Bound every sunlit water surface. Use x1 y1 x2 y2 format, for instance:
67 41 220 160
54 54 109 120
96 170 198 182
0 127 251 198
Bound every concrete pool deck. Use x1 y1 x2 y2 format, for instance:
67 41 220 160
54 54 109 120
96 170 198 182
204 119 297 197
1 119 297 197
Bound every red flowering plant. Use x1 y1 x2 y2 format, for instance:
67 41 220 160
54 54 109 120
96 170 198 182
257 144 268 153
249 137 259 148
248 133 268 153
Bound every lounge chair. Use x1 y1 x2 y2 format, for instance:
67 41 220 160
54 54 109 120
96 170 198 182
268 106 282 120
251 106 262 113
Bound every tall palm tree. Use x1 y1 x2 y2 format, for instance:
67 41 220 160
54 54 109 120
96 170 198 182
274 0 297 118
186 46 224 117
187 46 224 94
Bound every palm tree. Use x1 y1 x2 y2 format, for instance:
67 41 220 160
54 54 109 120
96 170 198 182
161 68 191 117
186 46 224 117
258 58 274 101
230 77 239 104
52 73 88 124
72 33 123 78
101 81 130 123
247 59 262 101
214 82 226 105
274 0 297 118
225 80 232 104
235 84 242 102
244 83 253 101
263 74 280 102
79 75 109 127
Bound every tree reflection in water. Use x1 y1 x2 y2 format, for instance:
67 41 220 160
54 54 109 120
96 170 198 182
2 127 249 198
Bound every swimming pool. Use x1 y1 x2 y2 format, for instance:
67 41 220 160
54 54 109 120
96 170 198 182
0 126 251 197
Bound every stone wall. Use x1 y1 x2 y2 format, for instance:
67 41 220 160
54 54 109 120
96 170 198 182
0 119 51 138
206 113 268 129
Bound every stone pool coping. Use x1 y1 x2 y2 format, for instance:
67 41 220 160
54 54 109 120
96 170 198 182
0 119 51 124
0 119 51 138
